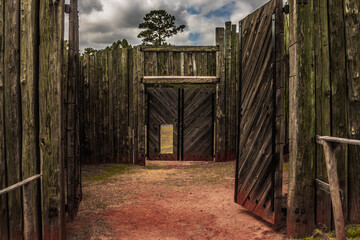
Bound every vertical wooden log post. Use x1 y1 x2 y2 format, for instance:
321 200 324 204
136 47 145 166
4 0 23 239
313 0 332 228
287 0 316 237
67 0 78 221
328 0 348 221
216 27 225 161
0 0 8 238
225 21 231 161
316 137 346 240
39 0 65 238
20 0 41 238
344 0 360 224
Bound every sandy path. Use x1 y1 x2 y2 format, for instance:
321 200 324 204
67 161 286 240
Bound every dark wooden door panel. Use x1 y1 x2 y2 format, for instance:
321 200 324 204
183 89 214 161
147 88 179 160
235 0 280 224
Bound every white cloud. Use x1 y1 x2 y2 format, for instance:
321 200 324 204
76 0 273 52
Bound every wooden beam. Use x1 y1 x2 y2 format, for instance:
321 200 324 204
142 76 219 84
316 135 360 146
315 178 344 200
0 174 42 196
140 46 219 52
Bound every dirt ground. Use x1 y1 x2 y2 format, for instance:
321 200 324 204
67 161 287 240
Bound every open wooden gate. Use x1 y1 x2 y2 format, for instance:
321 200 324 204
235 0 284 225
147 88 214 161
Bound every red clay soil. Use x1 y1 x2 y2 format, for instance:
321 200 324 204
67 161 286 240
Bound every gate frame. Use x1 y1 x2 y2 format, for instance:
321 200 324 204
132 34 226 165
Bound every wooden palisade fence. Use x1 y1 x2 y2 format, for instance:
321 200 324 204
0 0 81 239
79 22 242 164
287 0 360 237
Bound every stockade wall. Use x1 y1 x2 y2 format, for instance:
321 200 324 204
0 1 80 239
79 23 241 164
287 0 360 237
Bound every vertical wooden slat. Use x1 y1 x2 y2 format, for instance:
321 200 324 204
132 48 138 164
128 48 134 163
225 21 231 161
137 47 145 166
216 27 225 161
344 0 360 224
39 0 65 238
4 0 23 239
108 50 114 161
313 0 332 229
67 0 78 220
287 0 316 237
230 24 237 161
20 0 40 238
0 0 8 238
103 50 109 162
274 0 284 226
122 49 130 163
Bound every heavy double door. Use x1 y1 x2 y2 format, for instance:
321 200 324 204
147 88 214 161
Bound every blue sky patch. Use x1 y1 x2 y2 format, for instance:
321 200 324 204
188 33 200 44
204 1 235 19
187 7 201 15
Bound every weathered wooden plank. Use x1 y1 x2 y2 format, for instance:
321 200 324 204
120 48 130 163
103 50 110 162
108 50 114 161
328 0 348 223
20 0 41 237
4 0 23 238
215 27 226 161
142 76 219 84
230 24 237 161
225 21 231 162
128 48 134 163
313 0 332 229
0 0 8 237
287 0 316 237
344 0 360 224
273 0 284 226
67 0 79 220
137 48 145 166
39 0 65 238
141 46 219 52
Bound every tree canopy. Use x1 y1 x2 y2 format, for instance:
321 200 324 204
138 10 185 46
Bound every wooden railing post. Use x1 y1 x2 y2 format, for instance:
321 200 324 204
316 137 345 240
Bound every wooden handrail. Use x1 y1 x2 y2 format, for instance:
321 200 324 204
316 135 360 240
0 174 42 196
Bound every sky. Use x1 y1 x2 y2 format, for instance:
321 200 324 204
70 0 275 52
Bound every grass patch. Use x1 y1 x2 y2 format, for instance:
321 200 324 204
283 162 289 172
84 164 135 181
291 225 360 240
347 225 360 238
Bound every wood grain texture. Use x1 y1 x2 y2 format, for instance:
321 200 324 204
215 27 226 161
236 0 278 224
344 0 360 224
4 0 23 238
147 88 179 160
287 0 316 237
0 0 8 238
20 0 41 238
39 0 65 238
183 89 214 161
